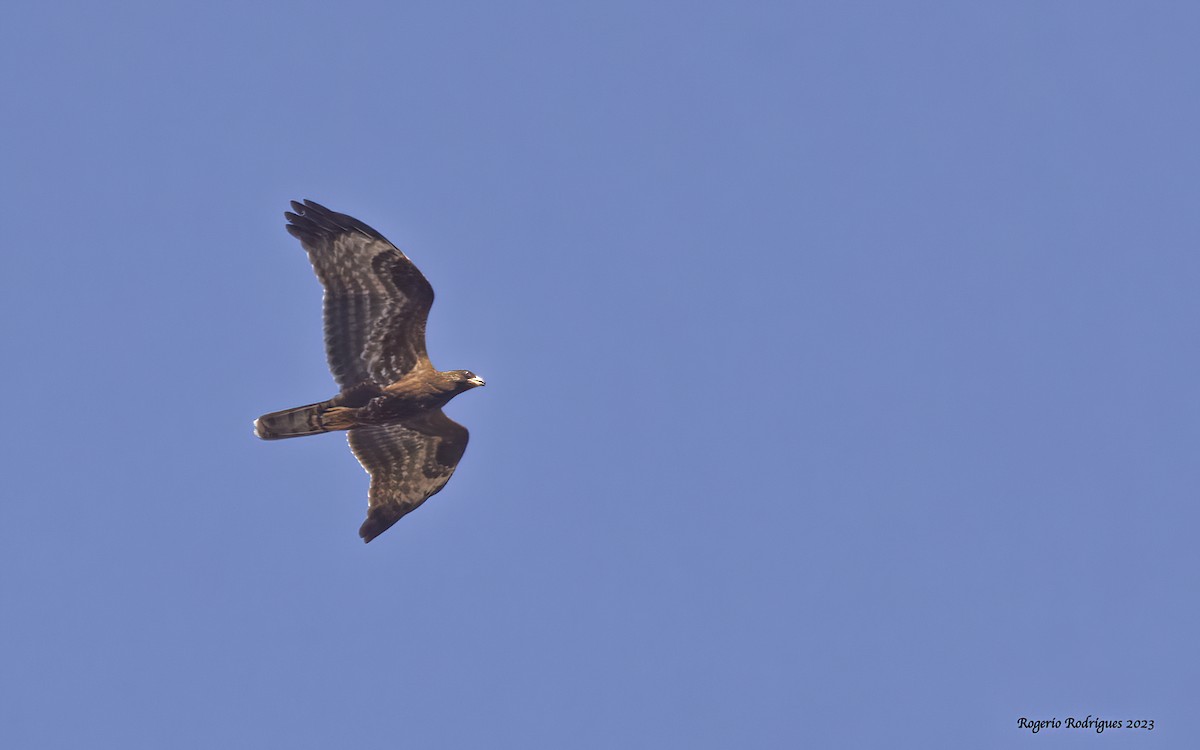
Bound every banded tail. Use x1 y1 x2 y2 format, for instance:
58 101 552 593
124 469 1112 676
254 400 346 440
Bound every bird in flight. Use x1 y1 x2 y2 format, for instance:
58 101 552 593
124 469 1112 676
254 200 485 542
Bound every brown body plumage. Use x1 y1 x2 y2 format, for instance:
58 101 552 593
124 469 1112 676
254 200 484 542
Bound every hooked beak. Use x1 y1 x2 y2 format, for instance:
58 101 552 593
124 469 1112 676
467 376 486 387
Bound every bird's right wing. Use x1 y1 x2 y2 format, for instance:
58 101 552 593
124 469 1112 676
285 200 435 389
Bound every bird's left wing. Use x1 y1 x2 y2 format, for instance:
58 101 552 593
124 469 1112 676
347 410 470 542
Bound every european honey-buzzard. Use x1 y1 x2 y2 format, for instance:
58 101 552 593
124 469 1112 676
254 200 484 542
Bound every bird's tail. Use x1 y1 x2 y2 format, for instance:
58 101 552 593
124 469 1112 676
254 400 350 440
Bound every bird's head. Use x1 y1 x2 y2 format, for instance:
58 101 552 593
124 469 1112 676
452 370 486 390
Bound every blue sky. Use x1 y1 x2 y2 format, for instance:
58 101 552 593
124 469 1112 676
2 2 1197 747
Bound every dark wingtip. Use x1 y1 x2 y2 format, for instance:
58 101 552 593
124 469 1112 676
287 199 335 218
359 507 403 543
359 515 384 543
284 199 388 243
359 520 383 543
284 201 329 243
302 198 334 213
